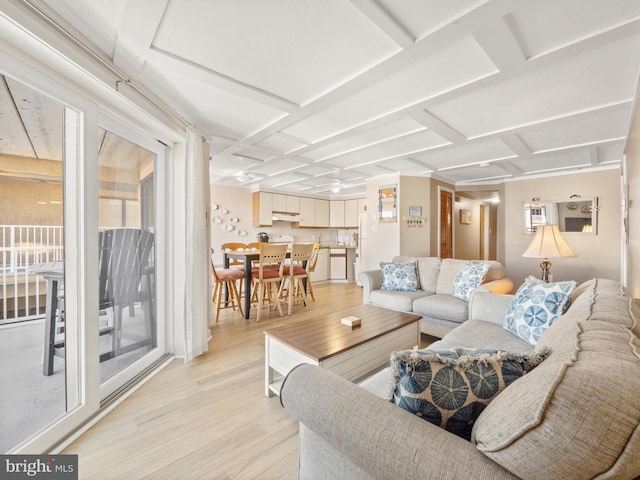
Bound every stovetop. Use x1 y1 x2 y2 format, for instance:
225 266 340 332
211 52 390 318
268 234 294 244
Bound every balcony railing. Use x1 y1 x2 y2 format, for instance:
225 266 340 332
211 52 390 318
1 225 64 324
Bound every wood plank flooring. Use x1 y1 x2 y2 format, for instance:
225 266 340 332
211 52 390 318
63 282 432 479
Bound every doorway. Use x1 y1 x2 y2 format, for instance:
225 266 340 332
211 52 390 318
439 187 454 258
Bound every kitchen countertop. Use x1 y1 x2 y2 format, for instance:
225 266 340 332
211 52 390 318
319 245 357 249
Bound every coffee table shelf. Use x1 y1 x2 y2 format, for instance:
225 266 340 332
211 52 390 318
264 305 421 397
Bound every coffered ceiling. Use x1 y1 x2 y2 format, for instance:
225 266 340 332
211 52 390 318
23 1 640 195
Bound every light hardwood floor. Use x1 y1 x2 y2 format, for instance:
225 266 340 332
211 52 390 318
64 282 431 479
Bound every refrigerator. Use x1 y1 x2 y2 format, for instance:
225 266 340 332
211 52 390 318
355 213 368 286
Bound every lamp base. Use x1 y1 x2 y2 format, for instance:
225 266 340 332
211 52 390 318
539 258 551 283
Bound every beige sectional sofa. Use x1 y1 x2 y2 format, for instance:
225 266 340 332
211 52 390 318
281 278 640 479
358 257 514 337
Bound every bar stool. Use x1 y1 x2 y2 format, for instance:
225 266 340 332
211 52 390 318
211 249 244 321
279 243 315 315
250 244 287 322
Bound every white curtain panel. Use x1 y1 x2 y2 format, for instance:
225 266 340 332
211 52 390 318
183 126 211 361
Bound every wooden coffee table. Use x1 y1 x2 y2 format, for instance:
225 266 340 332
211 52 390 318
264 304 421 397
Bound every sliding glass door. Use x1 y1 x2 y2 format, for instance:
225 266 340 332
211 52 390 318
96 118 166 400
0 53 167 452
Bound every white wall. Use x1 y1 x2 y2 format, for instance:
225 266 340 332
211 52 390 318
399 176 431 256
624 99 640 297
504 169 621 289
363 175 400 271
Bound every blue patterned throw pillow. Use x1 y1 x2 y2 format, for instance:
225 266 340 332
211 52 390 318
503 276 577 345
452 261 489 301
390 347 550 441
380 261 419 292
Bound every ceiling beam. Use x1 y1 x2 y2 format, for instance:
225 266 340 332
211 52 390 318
499 133 531 157
410 110 466 143
472 16 527 71
348 0 414 48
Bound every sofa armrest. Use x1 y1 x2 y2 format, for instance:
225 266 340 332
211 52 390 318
358 269 382 304
477 277 514 294
281 364 516 480
469 291 514 326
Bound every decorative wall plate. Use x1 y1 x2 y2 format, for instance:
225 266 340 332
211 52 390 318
213 216 221 224
223 224 234 232
221 208 229 215
566 202 578 210
238 229 247 237
229 217 239 223
212 203 219 211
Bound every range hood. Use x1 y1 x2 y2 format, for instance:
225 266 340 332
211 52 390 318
272 212 300 222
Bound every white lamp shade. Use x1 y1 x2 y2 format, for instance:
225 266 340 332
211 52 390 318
522 225 576 258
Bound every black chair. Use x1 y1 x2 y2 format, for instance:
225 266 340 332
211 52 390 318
98 228 155 362
43 228 155 375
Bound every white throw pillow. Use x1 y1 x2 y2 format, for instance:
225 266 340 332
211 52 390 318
504 276 576 345
452 261 489 302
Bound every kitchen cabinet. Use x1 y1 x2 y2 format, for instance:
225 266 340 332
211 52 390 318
315 199 329 227
329 248 347 281
272 193 287 212
309 248 328 282
345 199 358 227
271 194 300 213
253 192 272 227
300 198 329 228
329 200 345 228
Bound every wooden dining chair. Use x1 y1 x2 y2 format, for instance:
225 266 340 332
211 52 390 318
250 244 287 322
279 243 315 315
247 242 269 267
221 242 248 269
211 248 244 322
304 243 321 302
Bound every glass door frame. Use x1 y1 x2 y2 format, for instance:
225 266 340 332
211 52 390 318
97 112 168 401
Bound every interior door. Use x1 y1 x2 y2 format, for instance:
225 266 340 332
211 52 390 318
440 189 453 259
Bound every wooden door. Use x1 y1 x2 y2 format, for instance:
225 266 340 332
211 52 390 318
440 190 453 258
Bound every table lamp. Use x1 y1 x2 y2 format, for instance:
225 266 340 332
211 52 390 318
522 224 576 282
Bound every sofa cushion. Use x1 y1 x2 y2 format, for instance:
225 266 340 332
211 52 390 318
390 347 550 441
473 278 640 479
503 276 576 346
413 294 469 323
380 261 419 291
443 320 533 354
452 261 489 301
369 289 432 312
436 259 504 296
392 256 441 293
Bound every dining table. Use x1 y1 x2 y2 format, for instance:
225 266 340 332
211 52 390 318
222 249 306 320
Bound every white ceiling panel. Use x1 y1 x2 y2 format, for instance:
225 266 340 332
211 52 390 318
443 164 511 183
377 0 490 40
249 158 308 177
517 103 631 153
253 134 307 155
140 63 288 140
411 137 516 169
510 0 640 58
512 150 590 175
320 130 449 169
282 36 497 142
429 36 640 139
153 0 400 105
596 142 625 164
300 117 426 161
